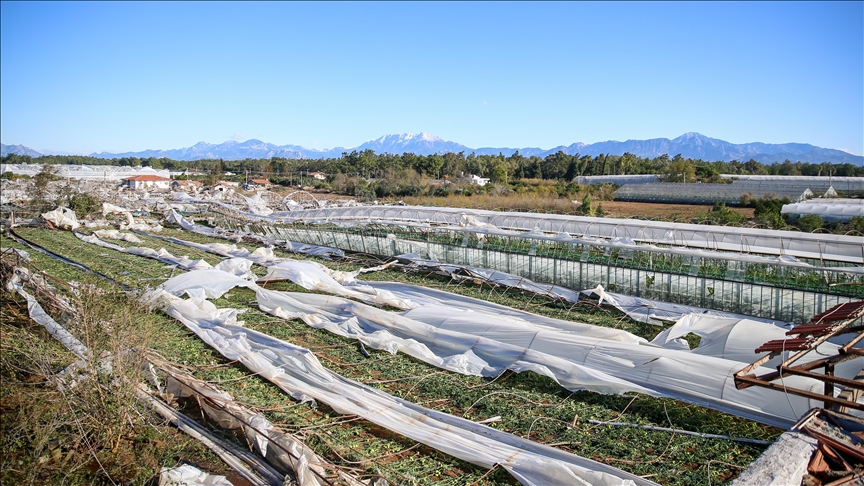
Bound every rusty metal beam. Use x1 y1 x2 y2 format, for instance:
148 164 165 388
776 367 864 391
733 374 864 411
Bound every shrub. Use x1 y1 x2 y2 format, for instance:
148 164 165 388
67 193 100 218
796 214 825 232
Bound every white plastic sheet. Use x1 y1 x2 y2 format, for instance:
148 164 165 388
93 229 143 243
41 207 80 230
159 464 233 486
148 287 652 486
156 267 822 428
79 233 828 426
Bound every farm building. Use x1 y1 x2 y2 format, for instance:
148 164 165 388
121 174 172 190
460 174 490 186
308 172 327 180
244 179 271 190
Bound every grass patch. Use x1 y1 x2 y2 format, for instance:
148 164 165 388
2 226 781 484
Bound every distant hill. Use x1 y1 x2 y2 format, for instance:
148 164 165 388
1 143 42 158
5 133 862 164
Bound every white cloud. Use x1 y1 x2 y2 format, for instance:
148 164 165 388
481 101 491 106
231 131 246 141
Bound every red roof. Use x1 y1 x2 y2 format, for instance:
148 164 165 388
123 175 172 181
249 179 270 184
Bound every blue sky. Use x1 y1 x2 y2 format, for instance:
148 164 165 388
1 1 862 155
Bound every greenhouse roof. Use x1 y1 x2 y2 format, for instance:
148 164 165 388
614 182 810 204
269 205 864 264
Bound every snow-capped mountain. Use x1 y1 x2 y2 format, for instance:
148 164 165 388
355 132 471 155
4 133 862 164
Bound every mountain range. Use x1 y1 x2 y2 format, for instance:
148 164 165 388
3 133 862 165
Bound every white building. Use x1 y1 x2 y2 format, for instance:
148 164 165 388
462 174 490 186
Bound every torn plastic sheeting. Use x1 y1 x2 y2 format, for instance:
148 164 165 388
4 269 275 485
130 233 414 310
244 193 274 216
75 233 213 271
165 209 344 260
93 229 143 243
79 235 820 425
77 233 646 347
283 241 344 259
166 208 235 239
650 314 864 378
259 261 417 310
158 464 232 486
6 271 88 361
102 202 132 216
41 206 80 230
148 287 654 486
363 281 646 345
402 257 785 326
154 360 339 486
158 268 822 427
262 287 654 396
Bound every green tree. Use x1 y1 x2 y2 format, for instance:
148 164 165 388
663 154 696 183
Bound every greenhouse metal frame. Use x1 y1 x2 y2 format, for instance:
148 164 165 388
206 206 863 323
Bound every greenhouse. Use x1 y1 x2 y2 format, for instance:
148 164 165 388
720 175 864 195
614 182 811 205
204 205 864 323
573 174 660 185
0 163 171 180
781 202 864 222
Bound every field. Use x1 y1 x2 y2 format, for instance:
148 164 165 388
589 201 754 220
0 224 780 485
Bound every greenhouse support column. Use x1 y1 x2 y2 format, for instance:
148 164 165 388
774 288 782 322
666 273 672 302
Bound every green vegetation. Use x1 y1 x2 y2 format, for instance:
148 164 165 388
1 227 782 484
4 148 863 187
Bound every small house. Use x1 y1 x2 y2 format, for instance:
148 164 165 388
309 172 327 180
244 179 271 190
460 174 490 187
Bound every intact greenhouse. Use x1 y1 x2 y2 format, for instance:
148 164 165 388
782 202 864 222
206 205 864 323
720 175 864 196
614 182 811 204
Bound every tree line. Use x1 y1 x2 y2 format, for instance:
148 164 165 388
3 150 863 181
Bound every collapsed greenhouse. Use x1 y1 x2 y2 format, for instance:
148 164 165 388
5 187 864 485
198 204 864 323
